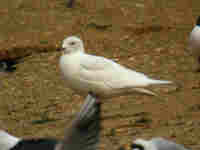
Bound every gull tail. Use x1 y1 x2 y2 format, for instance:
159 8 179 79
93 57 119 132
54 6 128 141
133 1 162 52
133 79 173 96
133 88 157 96
148 79 173 85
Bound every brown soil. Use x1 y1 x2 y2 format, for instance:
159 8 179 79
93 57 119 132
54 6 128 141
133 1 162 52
0 0 199 150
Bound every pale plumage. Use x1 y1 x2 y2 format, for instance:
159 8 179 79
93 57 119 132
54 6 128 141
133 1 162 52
188 16 200 58
0 130 20 150
60 36 172 98
131 137 189 150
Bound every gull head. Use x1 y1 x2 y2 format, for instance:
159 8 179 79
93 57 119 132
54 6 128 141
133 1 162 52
131 139 156 150
196 16 200 26
61 36 85 54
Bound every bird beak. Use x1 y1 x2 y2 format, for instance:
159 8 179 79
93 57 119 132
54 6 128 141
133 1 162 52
60 47 65 51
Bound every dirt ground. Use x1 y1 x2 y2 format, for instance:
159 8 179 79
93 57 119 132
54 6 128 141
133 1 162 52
0 0 200 149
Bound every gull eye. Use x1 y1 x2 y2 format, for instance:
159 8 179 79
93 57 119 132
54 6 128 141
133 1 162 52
70 41 76 46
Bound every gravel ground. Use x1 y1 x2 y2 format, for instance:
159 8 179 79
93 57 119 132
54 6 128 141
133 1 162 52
0 0 199 150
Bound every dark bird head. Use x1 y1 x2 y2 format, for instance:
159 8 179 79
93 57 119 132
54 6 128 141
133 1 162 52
196 16 200 26
0 59 22 73
130 143 145 150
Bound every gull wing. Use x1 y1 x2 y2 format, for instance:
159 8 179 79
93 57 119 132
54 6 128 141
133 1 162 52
80 54 146 77
79 54 149 88
56 94 101 150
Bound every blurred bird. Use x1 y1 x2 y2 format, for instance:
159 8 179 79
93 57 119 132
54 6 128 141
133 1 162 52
66 0 75 8
0 93 101 150
0 59 20 73
131 137 189 150
59 36 173 98
189 16 200 64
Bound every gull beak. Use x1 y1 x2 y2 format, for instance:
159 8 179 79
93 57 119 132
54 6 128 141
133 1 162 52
58 47 65 55
60 47 65 51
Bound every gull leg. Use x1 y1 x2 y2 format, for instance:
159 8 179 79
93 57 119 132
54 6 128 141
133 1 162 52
88 91 101 104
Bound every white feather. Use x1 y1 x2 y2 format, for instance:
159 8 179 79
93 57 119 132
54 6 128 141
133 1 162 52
0 130 20 150
189 26 200 54
60 36 173 98
132 137 189 150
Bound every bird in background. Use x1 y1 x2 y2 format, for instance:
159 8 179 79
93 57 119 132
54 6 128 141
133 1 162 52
66 0 75 8
188 16 200 65
0 93 101 150
0 59 22 73
131 137 190 150
59 36 173 98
